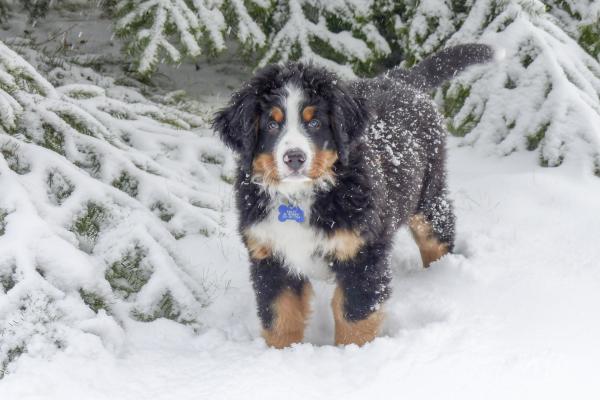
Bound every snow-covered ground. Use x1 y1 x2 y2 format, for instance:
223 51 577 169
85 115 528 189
1 6 600 399
1 138 599 400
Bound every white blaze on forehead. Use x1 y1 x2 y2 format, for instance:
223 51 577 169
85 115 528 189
275 84 314 180
284 85 304 136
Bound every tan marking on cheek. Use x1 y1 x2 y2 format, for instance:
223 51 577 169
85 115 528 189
309 150 338 179
262 283 313 348
243 230 272 260
271 106 284 123
409 213 449 268
332 286 383 346
302 106 316 122
252 153 280 185
327 229 364 261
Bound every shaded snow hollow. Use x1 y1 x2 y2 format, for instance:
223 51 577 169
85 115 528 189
1 140 599 399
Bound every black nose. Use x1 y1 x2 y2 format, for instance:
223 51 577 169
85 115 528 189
283 149 306 171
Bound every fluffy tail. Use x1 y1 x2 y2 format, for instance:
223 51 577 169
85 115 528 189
390 44 497 91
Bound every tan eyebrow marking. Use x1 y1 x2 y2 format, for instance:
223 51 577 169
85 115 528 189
302 106 316 122
271 106 284 123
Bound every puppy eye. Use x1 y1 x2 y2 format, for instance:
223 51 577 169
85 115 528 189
267 121 279 131
307 119 321 129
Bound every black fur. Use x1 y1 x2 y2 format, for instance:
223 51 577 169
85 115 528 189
389 43 495 91
213 44 494 332
250 257 307 329
328 84 371 165
212 83 259 169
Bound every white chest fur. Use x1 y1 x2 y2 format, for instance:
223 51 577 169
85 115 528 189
246 201 334 281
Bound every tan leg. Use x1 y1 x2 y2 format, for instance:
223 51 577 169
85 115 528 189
262 283 313 348
331 286 383 346
409 213 450 268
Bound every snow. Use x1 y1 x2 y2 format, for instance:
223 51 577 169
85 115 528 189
226 0 266 46
407 0 456 56
118 0 205 73
2 139 600 399
546 0 600 52
258 0 390 78
438 0 600 172
393 0 600 173
1 2 600 398
117 0 267 74
0 37 235 376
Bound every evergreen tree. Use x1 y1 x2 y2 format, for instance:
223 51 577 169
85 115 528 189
393 0 465 67
113 0 391 76
392 0 600 173
0 40 231 376
545 0 600 61
114 0 268 75
258 0 390 77
452 0 600 172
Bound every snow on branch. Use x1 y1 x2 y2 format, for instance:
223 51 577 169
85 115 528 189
116 0 269 75
116 0 391 77
395 0 459 67
546 0 600 62
259 0 389 78
441 0 600 172
381 0 600 173
0 40 233 375
223 0 267 47
117 0 207 74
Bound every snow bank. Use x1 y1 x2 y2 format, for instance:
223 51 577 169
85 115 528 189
1 140 599 399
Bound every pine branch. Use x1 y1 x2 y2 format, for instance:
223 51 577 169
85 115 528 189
115 0 271 75
0 39 231 372
259 0 386 77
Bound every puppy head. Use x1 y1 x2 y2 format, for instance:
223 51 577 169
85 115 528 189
212 63 369 194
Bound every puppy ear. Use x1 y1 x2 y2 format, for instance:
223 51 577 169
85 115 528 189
212 84 259 167
330 86 370 165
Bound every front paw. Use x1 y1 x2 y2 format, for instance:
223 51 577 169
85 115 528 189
262 285 313 348
331 286 383 346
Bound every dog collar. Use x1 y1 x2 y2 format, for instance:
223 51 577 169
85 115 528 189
278 204 305 223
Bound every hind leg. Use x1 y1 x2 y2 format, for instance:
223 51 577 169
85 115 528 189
410 183 456 268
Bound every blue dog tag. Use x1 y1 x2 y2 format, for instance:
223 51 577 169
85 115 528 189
278 204 305 223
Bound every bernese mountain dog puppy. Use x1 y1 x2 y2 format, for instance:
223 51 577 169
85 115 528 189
213 44 495 348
